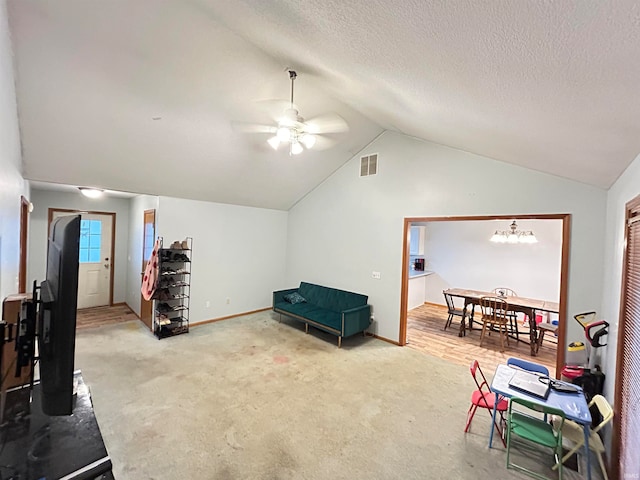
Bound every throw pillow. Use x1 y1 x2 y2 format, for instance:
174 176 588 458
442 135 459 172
284 292 306 304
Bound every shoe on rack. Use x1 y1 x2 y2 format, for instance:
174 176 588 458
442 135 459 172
172 253 190 262
170 240 182 249
156 288 170 300
157 302 171 312
181 239 189 249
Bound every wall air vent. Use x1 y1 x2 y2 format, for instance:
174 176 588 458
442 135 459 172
360 154 378 177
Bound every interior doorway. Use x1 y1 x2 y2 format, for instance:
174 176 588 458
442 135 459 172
48 209 116 308
140 209 156 330
399 214 571 376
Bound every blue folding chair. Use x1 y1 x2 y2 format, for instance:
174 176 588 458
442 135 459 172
507 357 549 376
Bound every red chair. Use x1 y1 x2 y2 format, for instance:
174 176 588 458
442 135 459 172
464 360 508 446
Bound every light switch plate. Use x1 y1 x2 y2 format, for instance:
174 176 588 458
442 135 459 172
372 271 381 279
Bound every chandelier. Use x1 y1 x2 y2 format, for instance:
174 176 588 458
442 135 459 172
490 221 538 244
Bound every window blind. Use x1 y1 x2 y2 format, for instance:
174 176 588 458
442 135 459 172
617 201 640 478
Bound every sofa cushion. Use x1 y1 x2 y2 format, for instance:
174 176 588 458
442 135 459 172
274 301 342 332
298 282 367 312
283 292 306 304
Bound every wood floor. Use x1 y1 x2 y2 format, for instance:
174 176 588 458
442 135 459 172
76 304 138 330
407 303 558 377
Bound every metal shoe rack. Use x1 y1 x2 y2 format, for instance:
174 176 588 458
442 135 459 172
152 236 192 339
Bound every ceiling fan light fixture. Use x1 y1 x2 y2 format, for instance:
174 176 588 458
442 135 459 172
267 136 280 150
290 142 303 155
245 70 348 155
301 134 316 149
277 127 291 141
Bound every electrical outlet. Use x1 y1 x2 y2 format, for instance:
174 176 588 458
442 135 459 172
205 301 210 308
372 271 381 279
226 298 230 304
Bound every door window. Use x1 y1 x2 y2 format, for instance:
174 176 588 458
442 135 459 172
143 223 155 262
79 219 102 263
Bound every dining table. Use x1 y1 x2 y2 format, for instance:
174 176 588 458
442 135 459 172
443 288 560 356
490 364 593 480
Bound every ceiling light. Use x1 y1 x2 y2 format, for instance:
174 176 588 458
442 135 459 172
290 142 303 155
300 134 316 149
490 221 537 244
490 231 507 243
277 127 291 142
79 187 104 198
267 136 280 150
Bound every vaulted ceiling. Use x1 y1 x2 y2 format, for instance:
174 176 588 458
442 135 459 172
8 1 640 209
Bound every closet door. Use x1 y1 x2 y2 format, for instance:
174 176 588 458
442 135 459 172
613 195 640 479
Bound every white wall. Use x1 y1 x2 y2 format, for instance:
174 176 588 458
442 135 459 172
125 194 159 316
0 0 28 301
27 189 131 303
423 219 562 307
286 131 607 344
601 151 640 401
156 196 288 324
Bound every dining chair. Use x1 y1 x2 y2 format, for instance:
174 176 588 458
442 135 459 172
506 397 565 480
551 394 613 480
479 296 510 351
464 360 508 446
492 287 520 340
443 291 467 333
535 322 559 354
506 357 550 376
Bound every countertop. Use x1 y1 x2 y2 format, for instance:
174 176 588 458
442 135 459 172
409 270 434 279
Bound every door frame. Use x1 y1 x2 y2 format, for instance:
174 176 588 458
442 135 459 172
19 196 30 293
48 208 116 306
140 209 156 330
399 213 571 375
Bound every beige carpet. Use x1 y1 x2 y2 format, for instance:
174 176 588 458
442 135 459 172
75 311 593 480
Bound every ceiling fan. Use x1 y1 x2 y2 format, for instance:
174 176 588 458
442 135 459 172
235 70 349 155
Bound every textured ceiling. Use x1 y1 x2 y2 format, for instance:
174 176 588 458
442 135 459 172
8 1 640 209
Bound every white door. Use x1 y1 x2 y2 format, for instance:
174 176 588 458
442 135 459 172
51 211 113 309
77 213 112 308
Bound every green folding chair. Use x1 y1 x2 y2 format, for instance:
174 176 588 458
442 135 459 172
506 397 565 480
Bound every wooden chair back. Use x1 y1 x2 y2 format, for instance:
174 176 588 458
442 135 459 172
443 292 456 313
480 296 509 324
492 287 517 298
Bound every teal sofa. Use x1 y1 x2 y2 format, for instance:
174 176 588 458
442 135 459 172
273 282 371 347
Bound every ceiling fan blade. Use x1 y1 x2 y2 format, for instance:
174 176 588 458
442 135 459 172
231 122 277 134
303 113 349 134
310 134 336 151
255 99 299 122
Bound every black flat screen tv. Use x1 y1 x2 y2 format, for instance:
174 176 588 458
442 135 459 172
38 214 80 416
